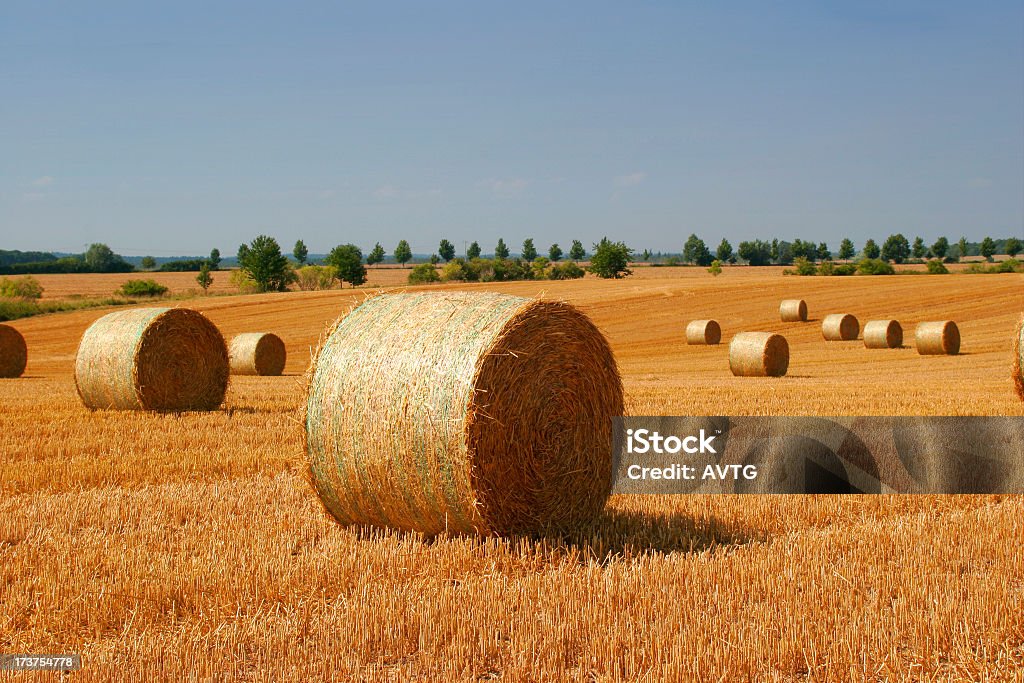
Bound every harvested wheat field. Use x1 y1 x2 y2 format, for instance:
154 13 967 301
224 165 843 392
1 267 1023 681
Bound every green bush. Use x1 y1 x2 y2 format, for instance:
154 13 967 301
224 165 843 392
230 268 259 293
295 265 338 291
408 263 440 284
0 276 44 300
996 258 1022 273
548 261 585 280
926 260 950 274
118 279 169 297
817 261 835 276
857 258 895 275
793 257 817 276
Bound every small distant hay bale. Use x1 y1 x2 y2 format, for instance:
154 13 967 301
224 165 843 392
863 320 903 349
229 332 286 376
1013 317 1023 401
304 291 623 536
729 332 789 377
75 308 229 411
0 324 27 378
780 299 808 322
686 319 721 345
915 321 960 356
822 313 859 341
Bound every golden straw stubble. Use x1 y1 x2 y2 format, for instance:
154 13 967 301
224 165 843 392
780 299 808 322
863 320 903 349
729 331 789 377
822 313 859 341
915 321 961 356
304 291 624 536
75 307 229 411
685 319 721 345
0 323 28 378
1013 317 1023 401
229 332 286 376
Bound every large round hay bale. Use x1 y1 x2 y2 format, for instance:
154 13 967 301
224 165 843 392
1013 317 1023 402
729 332 789 377
75 308 229 411
780 299 808 322
0 324 27 378
229 332 286 376
686 319 721 345
305 291 623 536
915 321 960 356
822 313 859 341
863 320 903 349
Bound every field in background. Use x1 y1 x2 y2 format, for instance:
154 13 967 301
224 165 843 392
1 269 1023 680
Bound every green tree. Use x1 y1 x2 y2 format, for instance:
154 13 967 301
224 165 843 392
716 238 733 263
980 236 996 261
293 240 308 265
140 256 156 270
1005 237 1022 258
237 235 294 292
587 238 633 279
548 243 563 261
957 236 969 261
466 241 482 259
569 240 586 261
367 242 385 265
326 244 367 287
394 240 413 267
84 243 131 272
438 239 456 262
838 238 855 261
911 237 926 259
708 259 723 276
196 263 213 292
770 239 780 263
932 236 949 259
816 242 830 261
881 234 910 263
640 248 652 262
738 240 772 266
683 234 712 266
520 238 537 261
862 239 880 260
208 248 221 270
494 238 510 259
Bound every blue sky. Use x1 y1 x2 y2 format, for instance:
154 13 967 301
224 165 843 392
2 1 1022 256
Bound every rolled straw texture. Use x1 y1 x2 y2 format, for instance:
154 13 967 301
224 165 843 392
780 299 808 322
822 313 859 341
915 321 960 356
305 291 624 536
75 307 229 411
863 320 903 349
729 332 789 377
686 319 721 345
229 332 286 376
1013 317 1023 401
0 324 27 378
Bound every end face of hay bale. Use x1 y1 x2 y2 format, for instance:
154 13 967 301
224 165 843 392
1013 317 1023 402
686 319 721 345
0 324 28 378
863 320 903 349
822 313 859 341
780 299 808 322
229 332 286 376
915 321 960 356
75 307 229 411
305 291 624 537
729 331 789 377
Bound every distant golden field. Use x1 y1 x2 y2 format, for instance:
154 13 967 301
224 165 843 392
1 267 1022 681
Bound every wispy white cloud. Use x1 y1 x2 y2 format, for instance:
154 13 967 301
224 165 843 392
318 189 337 200
373 184 399 199
614 172 646 187
477 177 529 196
32 175 54 187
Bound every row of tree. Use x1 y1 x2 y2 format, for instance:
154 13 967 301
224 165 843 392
289 237 592 267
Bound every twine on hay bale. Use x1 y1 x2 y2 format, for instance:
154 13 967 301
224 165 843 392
780 299 808 322
304 291 624 536
822 313 859 341
863 320 903 349
729 332 789 377
915 321 960 356
229 332 286 376
0 324 27 378
1013 317 1023 402
686 319 721 345
75 307 229 411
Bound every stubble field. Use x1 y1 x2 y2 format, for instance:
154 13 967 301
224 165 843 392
1 267 1022 681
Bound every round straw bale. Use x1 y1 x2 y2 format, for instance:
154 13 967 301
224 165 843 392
780 299 808 322
1013 317 1023 402
822 313 859 341
0 324 27 378
75 307 229 411
863 320 903 349
229 332 286 376
729 332 789 377
915 321 960 356
686 319 721 345
304 291 623 536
